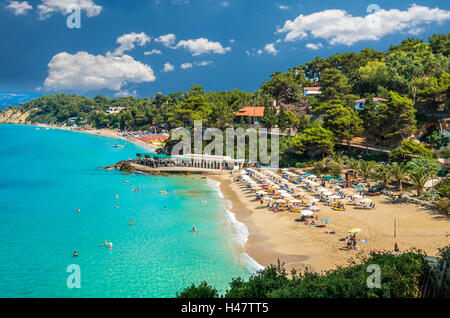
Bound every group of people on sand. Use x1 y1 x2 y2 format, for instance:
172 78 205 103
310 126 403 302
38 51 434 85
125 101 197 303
343 234 359 250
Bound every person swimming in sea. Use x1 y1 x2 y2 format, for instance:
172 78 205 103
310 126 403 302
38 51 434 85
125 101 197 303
130 219 133 226
116 194 119 199
192 225 196 232
73 251 78 257
163 206 167 210
202 200 207 204
77 208 80 213
116 204 119 208
109 242 113 249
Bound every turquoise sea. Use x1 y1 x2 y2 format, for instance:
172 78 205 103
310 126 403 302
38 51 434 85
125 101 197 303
0 124 259 297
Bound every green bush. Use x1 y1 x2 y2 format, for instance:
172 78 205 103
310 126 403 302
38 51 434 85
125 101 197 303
177 251 436 298
176 281 220 298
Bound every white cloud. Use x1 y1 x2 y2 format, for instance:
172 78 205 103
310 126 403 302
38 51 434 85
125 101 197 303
246 48 263 56
180 63 193 69
195 60 213 66
6 1 32 15
37 0 102 19
175 38 231 56
162 62 175 72
229 39 235 43
277 4 289 10
155 33 176 48
306 42 323 50
277 5 450 46
144 49 162 55
113 32 150 56
115 89 137 97
171 0 189 5
264 43 278 55
43 52 155 92
220 1 229 7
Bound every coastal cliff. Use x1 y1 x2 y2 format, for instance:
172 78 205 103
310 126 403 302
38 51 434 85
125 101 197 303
0 108 36 124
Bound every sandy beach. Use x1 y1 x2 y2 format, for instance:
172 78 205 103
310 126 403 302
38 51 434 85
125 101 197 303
33 124 159 153
210 173 450 273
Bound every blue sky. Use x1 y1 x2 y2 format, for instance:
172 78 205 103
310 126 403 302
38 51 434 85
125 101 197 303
1 0 449 98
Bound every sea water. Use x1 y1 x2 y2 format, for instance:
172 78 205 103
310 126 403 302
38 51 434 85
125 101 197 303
0 124 258 297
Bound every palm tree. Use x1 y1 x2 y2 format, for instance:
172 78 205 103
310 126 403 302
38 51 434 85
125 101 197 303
389 162 409 192
374 164 391 189
406 158 440 196
357 160 376 183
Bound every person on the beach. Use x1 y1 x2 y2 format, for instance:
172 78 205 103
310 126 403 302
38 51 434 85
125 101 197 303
73 251 78 257
394 242 399 253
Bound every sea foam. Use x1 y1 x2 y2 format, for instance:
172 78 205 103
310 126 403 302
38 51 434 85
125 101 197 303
207 178 264 272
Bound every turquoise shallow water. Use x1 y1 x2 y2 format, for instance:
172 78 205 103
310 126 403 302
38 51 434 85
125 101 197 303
0 124 256 297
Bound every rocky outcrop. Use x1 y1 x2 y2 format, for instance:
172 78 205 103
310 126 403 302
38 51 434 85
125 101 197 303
0 108 36 124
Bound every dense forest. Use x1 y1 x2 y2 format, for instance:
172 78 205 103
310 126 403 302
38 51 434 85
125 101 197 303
4 33 450 162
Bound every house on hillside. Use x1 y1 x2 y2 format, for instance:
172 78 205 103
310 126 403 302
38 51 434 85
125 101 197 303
235 106 265 125
106 107 125 115
354 97 387 110
303 87 322 96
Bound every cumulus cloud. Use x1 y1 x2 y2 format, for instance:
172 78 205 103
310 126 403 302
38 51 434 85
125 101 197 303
113 32 150 56
171 0 189 5
195 60 213 66
180 63 193 69
175 38 231 56
306 42 323 50
37 0 102 19
220 1 229 7
264 43 278 55
6 1 32 15
144 49 162 55
43 52 155 92
115 89 137 97
246 48 263 56
277 5 450 46
155 33 177 48
162 62 175 72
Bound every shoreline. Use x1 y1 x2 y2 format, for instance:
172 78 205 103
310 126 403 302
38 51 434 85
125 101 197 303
1 122 158 154
209 173 450 274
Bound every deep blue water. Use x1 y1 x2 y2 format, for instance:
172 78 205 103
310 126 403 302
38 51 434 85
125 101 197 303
0 124 256 297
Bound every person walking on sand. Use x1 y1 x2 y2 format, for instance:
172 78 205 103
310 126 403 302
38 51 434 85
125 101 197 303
394 242 399 253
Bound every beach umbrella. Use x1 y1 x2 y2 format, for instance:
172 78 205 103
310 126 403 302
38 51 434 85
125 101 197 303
323 191 334 196
354 186 364 190
323 175 335 179
321 218 330 223
275 199 286 203
352 194 363 199
301 210 314 216
310 198 320 203
318 187 328 192
330 195 341 199
256 190 266 194
360 198 372 203
348 228 362 233
308 206 320 211
337 178 345 181
291 199 301 203
309 182 320 187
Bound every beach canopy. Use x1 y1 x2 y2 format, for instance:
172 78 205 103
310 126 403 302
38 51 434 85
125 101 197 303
301 210 314 216
348 228 362 233
360 198 372 203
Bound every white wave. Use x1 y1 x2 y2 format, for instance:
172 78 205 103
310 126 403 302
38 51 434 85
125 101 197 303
206 178 264 272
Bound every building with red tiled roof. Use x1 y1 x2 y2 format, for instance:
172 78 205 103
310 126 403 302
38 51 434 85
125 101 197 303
235 106 265 124
303 87 322 96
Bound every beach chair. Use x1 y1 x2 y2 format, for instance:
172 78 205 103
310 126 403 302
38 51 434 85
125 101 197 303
364 203 375 209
